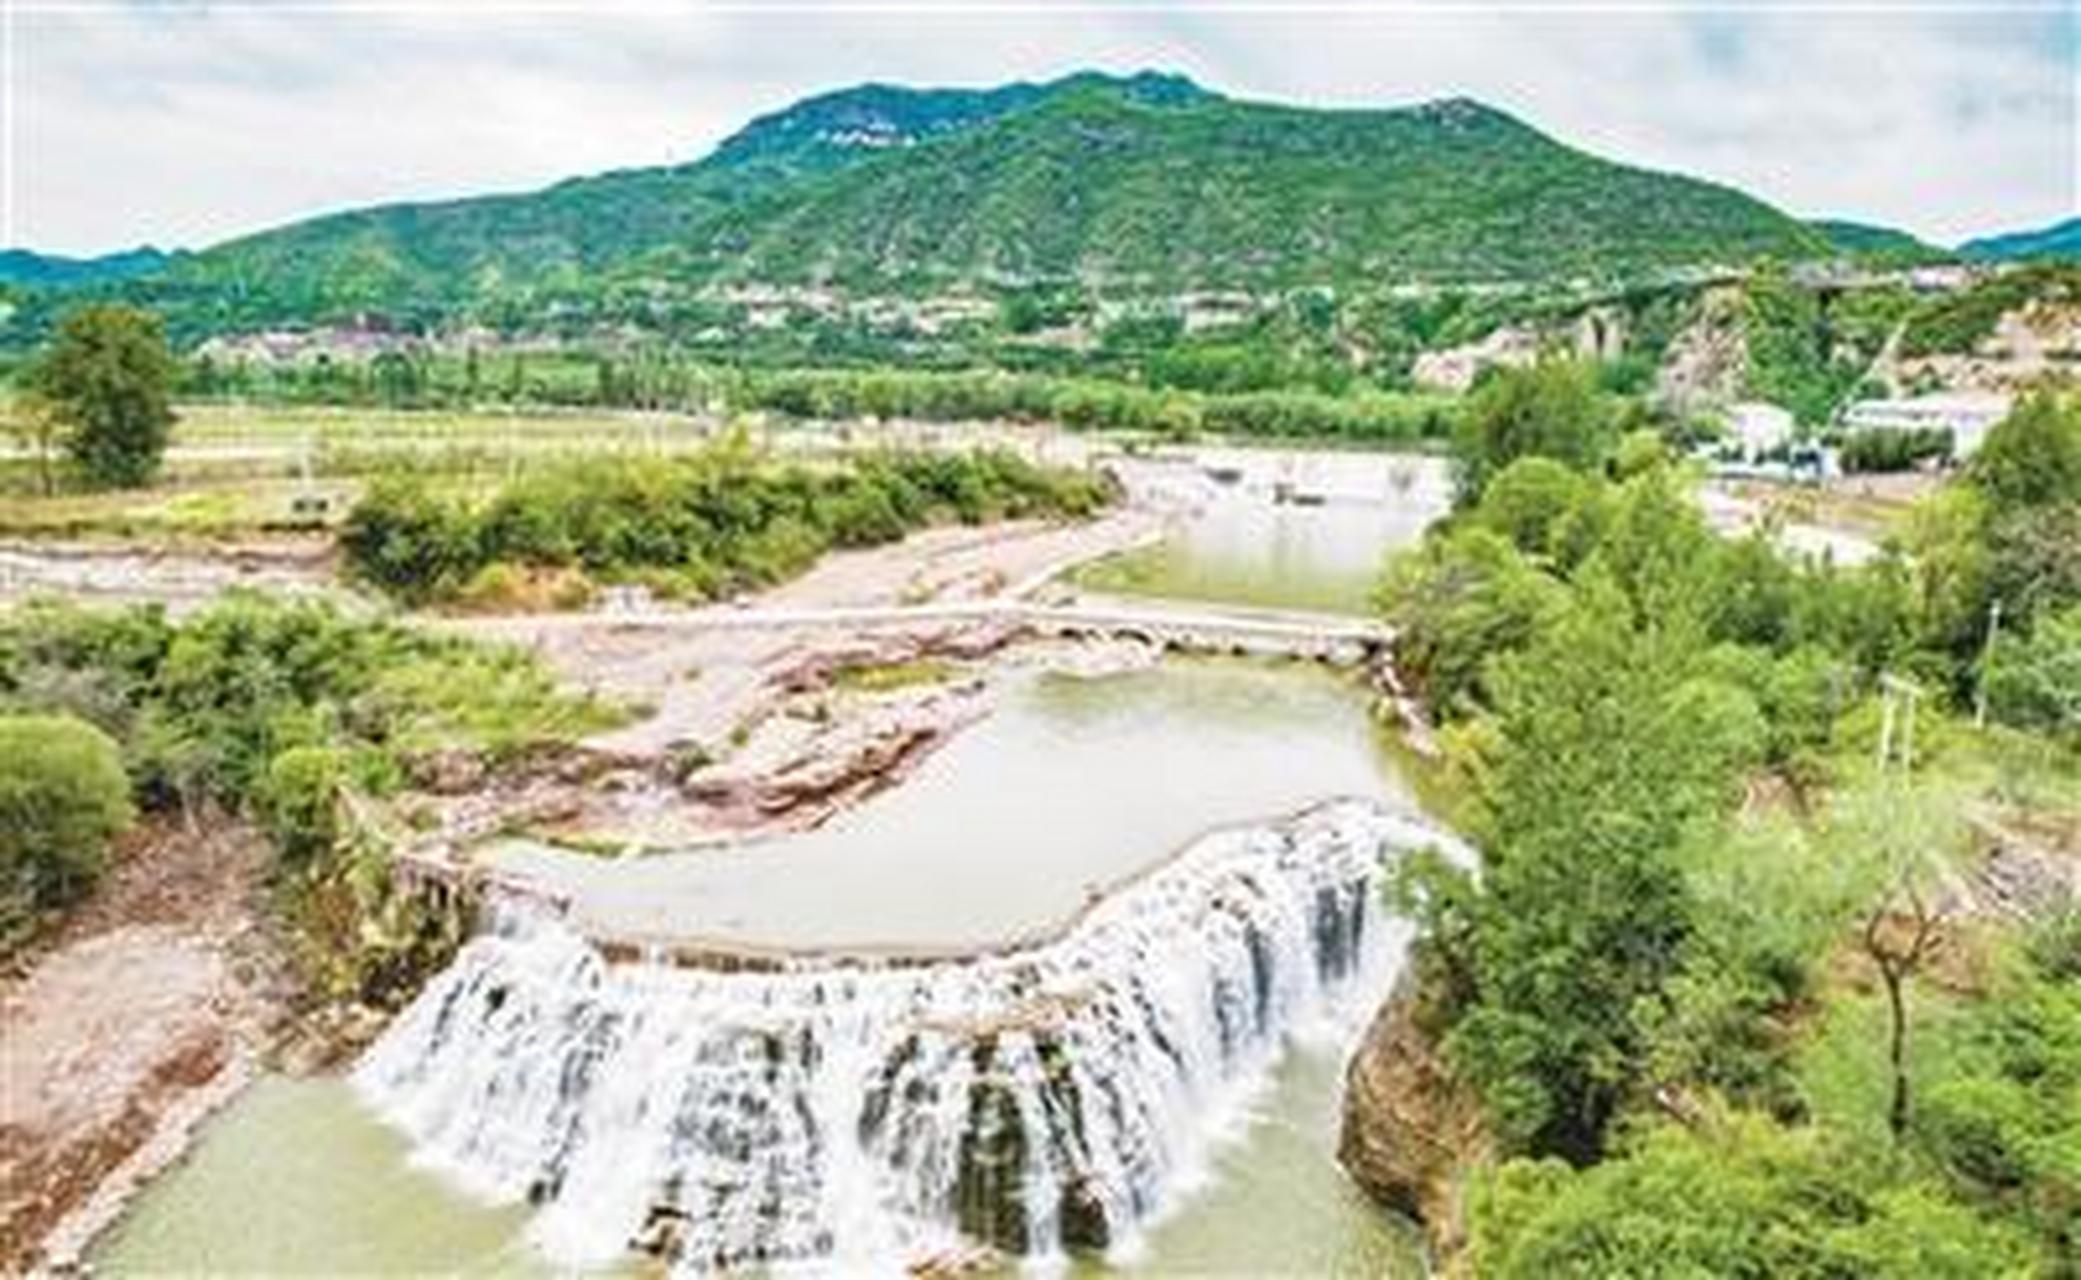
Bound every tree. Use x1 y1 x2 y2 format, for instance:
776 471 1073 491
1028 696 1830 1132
1450 360 1613 504
0 713 133 939
1982 604 2081 740
1865 872 1944 1139
28 304 178 489
1445 574 1732 1160
1833 778 1965 1141
1969 391 2081 513
7 389 65 496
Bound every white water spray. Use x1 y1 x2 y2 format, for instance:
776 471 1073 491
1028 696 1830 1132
354 799 1461 1274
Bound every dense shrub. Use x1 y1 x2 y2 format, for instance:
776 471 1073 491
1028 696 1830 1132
342 444 1116 603
0 714 133 937
1837 426 1951 474
260 744 400 867
0 595 610 814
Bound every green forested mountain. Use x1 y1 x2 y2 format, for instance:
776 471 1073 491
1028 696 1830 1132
686 90 1822 290
17 72 1828 342
1960 215 2081 263
1808 218 1945 262
0 247 172 289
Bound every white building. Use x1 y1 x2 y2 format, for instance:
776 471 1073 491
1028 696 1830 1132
1840 391 2014 457
1725 401 1795 458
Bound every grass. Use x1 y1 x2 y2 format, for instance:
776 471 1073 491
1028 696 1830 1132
830 658 959 693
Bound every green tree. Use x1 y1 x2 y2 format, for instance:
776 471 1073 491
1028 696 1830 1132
1444 575 1736 1159
1969 391 2081 513
1450 360 1613 504
1467 1112 2032 1279
27 304 178 489
0 713 133 938
1982 604 2081 740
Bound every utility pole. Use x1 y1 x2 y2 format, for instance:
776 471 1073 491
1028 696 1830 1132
1974 598 2003 730
1878 673 1922 772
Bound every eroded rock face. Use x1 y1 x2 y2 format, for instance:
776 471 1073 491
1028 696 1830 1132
1337 970 1488 1258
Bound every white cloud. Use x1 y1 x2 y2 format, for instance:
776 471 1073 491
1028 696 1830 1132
9 1 2075 255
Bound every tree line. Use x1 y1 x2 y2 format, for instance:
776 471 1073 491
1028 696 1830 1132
341 439 1116 605
1380 359 2080 1273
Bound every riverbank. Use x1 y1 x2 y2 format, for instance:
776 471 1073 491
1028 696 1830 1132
0 821 295 1274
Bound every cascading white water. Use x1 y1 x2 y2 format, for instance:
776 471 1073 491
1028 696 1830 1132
354 799 1462 1274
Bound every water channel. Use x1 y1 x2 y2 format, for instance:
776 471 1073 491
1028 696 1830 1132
92 447 1452 1276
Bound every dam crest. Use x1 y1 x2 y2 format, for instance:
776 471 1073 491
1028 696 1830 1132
354 798 1463 1272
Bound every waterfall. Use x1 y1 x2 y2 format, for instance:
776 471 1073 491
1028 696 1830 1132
354 799 1462 1274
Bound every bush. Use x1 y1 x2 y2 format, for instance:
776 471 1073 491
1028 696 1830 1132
259 745 375 867
0 714 133 936
1837 426 1952 474
342 444 1117 603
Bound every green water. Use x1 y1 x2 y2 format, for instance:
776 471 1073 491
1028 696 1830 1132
94 1078 545 1276
1079 447 1449 614
494 659 1411 952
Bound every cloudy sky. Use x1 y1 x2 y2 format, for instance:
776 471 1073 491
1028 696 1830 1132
7 1 2075 256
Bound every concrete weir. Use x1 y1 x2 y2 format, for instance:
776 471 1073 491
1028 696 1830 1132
354 798 1467 1272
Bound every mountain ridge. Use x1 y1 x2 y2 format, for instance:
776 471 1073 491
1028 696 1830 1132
1960 216 2081 263
9 71 1838 341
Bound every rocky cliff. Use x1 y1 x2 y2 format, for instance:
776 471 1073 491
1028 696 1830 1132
1338 969 1490 1262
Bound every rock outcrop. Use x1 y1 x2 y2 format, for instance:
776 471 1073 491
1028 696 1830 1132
1338 969 1489 1261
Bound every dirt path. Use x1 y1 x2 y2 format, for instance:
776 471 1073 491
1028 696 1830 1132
0 539 344 614
0 821 296 1273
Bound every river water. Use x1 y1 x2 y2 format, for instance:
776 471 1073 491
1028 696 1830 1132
492 660 1412 953
92 446 1450 1276
1081 448 1450 615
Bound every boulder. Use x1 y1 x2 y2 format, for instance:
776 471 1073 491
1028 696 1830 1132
1337 970 1489 1259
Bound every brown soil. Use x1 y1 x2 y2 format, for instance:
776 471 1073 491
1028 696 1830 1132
0 819 295 1273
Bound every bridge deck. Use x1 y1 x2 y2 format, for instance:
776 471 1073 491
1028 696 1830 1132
473 596 1393 649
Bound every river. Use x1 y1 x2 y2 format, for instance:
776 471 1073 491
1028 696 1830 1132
1079 446 1450 615
91 446 1452 1276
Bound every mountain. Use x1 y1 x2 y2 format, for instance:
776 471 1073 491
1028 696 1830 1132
21 72 1826 341
139 71 1208 330
0 246 171 289
1959 216 2081 263
679 90 1823 290
1808 219 1945 262
711 70 1205 170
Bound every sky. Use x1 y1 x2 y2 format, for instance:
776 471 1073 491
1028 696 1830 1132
6 1 2076 257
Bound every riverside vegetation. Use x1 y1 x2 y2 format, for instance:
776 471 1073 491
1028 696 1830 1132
1372 362 2080 1275
0 596 614 995
341 437 1116 604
